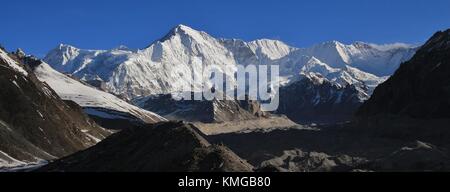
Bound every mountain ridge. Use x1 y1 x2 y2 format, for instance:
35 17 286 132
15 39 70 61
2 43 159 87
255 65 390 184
0 48 110 169
355 29 450 142
43 25 417 101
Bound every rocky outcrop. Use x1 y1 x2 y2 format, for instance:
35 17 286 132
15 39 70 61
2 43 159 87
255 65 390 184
276 75 366 124
38 121 254 172
136 93 268 123
363 141 450 171
258 149 367 172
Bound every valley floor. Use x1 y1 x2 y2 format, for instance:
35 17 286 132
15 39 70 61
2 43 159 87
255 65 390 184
207 123 450 172
4 118 449 172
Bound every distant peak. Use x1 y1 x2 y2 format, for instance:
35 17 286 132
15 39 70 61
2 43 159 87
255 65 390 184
113 45 132 51
421 28 450 52
249 39 291 47
253 38 283 43
57 43 78 50
169 24 201 36
157 24 206 44
318 40 344 48
174 24 192 31
307 56 322 63
352 41 373 49
14 48 26 57
327 40 342 44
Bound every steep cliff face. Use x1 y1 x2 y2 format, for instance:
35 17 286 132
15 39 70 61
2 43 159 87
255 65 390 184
136 93 268 123
276 74 367 124
0 49 109 168
355 29 450 141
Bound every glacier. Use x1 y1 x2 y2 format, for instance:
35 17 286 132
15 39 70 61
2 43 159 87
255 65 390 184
43 24 418 103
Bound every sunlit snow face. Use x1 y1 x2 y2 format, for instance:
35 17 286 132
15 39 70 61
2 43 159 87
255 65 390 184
173 64 280 111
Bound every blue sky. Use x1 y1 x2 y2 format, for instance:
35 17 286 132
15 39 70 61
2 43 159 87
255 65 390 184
1 0 449 57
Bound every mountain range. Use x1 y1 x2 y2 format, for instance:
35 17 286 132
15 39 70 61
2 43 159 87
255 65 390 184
43 24 417 123
2 25 450 172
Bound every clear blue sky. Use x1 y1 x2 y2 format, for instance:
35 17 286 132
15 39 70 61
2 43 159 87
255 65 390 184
1 0 449 57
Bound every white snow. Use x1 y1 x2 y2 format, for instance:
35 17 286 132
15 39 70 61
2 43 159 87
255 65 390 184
369 42 417 51
84 108 129 120
0 150 27 169
43 25 418 103
0 49 28 76
247 39 296 60
12 80 21 89
291 41 417 76
0 120 12 132
33 62 166 123
85 133 102 143
36 110 44 119
0 155 47 172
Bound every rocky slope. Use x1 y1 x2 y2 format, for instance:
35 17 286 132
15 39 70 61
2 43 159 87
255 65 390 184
135 93 267 123
364 141 450 171
276 74 368 123
0 48 110 169
38 121 254 172
17 53 166 130
356 29 450 142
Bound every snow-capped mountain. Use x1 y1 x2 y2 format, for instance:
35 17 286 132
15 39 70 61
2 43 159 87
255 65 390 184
28 58 166 128
292 41 417 77
45 25 239 99
44 25 417 103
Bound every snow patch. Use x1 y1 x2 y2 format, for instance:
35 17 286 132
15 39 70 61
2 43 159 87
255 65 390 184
33 62 166 123
42 25 417 102
0 150 27 169
36 110 44 119
85 133 101 143
0 49 28 76
12 80 21 89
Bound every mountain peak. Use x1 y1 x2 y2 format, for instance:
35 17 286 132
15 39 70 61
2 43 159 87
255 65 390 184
174 24 205 37
160 24 204 41
56 43 79 51
421 29 450 52
352 41 373 49
174 24 193 31
321 40 344 47
113 45 133 51
14 48 27 58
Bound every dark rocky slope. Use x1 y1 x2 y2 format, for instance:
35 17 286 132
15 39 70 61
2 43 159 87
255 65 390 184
38 121 254 172
0 48 109 167
356 29 450 142
276 75 366 124
209 30 450 171
137 93 268 123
